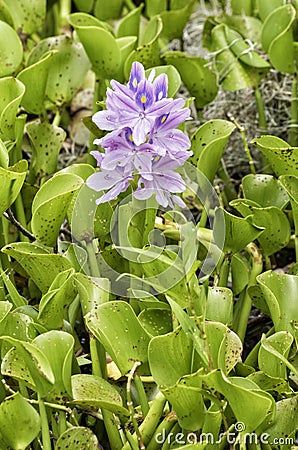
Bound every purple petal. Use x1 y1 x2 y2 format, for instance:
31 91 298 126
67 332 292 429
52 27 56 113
155 108 191 131
90 151 104 167
86 170 123 191
128 61 146 92
153 73 168 101
135 80 154 110
132 117 154 145
96 179 131 204
92 110 118 131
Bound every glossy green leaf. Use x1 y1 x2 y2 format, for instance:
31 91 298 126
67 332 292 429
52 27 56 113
163 51 218 109
74 272 110 315
205 321 242 374
253 270 298 335
0 301 12 324
116 36 138 81
279 174 298 205
86 301 151 375
261 4 296 74
222 15 263 43
55 427 100 450
117 3 143 38
0 77 25 141
4 0 46 34
28 35 91 108
242 174 289 209
231 201 291 256
68 14 121 79
264 397 298 442
211 24 267 90
230 0 252 15
0 159 27 216
258 331 293 379
190 119 236 182
231 253 250 295
159 0 195 41
70 374 129 417
26 120 66 182
205 287 233 325
251 135 298 177
31 172 84 246
1 346 36 390
146 0 166 16
73 0 93 12
202 370 274 433
213 207 263 254
257 0 284 21
166 298 209 367
17 51 56 115
145 65 181 97
37 269 77 329
0 21 23 77
248 371 291 395
2 242 72 293
138 308 172 337
0 138 8 168
0 310 37 358
124 16 163 77
94 0 123 20
225 26 270 69
0 392 40 450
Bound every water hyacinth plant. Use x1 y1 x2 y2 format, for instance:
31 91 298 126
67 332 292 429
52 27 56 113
0 1 298 449
87 61 192 208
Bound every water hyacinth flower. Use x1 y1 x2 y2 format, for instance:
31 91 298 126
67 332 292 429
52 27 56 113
87 61 192 207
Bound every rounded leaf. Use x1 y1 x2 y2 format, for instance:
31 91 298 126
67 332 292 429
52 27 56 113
0 20 23 77
55 427 99 450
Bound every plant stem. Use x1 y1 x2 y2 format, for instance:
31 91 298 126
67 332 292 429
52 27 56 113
38 394 52 450
217 253 231 287
146 412 177 450
289 73 298 147
86 240 101 278
124 0 136 11
234 242 263 342
127 362 145 450
217 160 238 201
134 374 150 418
292 202 298 262
228 115 256 174
59 410 68 435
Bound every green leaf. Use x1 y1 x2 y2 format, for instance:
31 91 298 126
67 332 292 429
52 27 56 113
258 331 293 379
117 3 143 38
253 270 298 335
145 65 181 97
190 119 236 182
251 135 298 177
242 174 289 209
146 0 166 16
138 308 173 336
73 0 93 12
124 16 163 77
0 159 27 216
116 36 138 82
222 15 263 43
70 374 129 417
86 301 151 375
74 272 110 315
0 77 25 141
26 120 66 182
213 207 264 254
31 172 84 246
0 20 23 77
231 201 291 256
28 35 91 108
163 51 218 109
55 427 100 450
202 370 275 433
261 4 296 74
94 0 123 20
37 269 77 329
17 51 56 115
231 253 250 295
257 0 284 21
264 397 298 442
211 24 267 90
230 0 252 15
0 138 9 168
4 0 46 34
0 392 40 450
205 287 233 325
68 13 121 79
159 0 195 41
2 242 72 293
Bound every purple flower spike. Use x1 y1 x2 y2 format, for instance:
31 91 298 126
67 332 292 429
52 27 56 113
87 61 192 208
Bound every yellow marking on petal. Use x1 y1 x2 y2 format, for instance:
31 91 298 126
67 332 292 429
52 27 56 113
133 78 137 88
161 115 167 123
154 156 161 162
129 134 134 142
141 95 147 104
